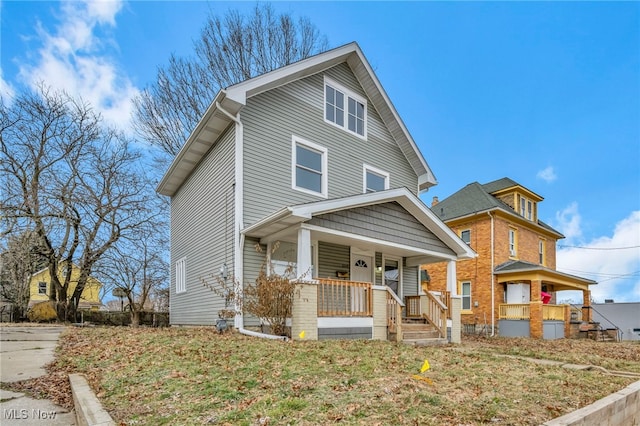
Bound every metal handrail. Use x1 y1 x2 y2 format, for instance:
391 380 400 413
579 304 623 341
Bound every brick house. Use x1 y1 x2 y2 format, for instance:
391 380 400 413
423 178 596 339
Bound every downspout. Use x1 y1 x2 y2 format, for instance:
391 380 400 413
216 100 288 342
488 211 495 336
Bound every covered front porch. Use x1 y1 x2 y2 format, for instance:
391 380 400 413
241 188 476 342
494 261 597 339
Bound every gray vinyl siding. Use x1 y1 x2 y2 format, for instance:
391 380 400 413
242 237 266 327
242 62 419 227
169 125 235 326
402 264 419 298
317 242 350 279
308 202 456 255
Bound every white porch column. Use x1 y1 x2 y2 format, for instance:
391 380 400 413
296 228 312 280
446 260 457 295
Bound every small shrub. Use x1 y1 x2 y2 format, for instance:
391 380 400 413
202 242 302 337
27 301 58 322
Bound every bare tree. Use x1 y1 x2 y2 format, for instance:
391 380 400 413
133 3 328 167
94 215 168 327
0 85 155 321
0 231 47 319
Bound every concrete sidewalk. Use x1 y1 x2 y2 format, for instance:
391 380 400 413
0 325 76 425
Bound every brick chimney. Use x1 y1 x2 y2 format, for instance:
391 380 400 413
431 196 439 207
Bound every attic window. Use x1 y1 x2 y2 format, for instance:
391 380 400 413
38 282 47 294
363 164 389 193
324 77 366 138
519 196 534 220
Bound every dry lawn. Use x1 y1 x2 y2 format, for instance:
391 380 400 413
6 326 640 425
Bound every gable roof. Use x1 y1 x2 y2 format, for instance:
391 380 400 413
433 179 563 238
242 187 476 261
157 42 436 197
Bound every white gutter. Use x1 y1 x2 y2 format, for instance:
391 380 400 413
238 326 289 341
216 101 287 342
488 211 495 336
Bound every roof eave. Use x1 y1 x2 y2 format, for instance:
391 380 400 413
156 91 242 196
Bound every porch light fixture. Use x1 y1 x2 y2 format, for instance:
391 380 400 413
376 266 382 273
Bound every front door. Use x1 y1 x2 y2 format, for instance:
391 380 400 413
351 255 372 283
350 254 372 313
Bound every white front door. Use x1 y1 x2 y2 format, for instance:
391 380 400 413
351 255 373 283
350 255 372 313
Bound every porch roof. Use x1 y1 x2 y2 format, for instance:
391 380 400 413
242 188 477 263
494 260 597 291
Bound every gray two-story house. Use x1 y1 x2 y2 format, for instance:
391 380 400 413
157 42 476 342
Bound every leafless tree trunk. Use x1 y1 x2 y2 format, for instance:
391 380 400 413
1 85 155 321
0 231 47 319
132 3 328 168
95 217 168 327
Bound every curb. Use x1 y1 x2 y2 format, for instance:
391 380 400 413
68 374 115 426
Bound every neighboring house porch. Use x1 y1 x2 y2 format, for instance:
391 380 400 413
495 260 596 339
241 188 475 343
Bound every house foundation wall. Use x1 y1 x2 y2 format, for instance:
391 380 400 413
499 319 530 337
292 283 318 341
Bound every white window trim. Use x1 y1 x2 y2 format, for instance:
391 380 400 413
324 76 367 139
460 281 472 311
382 254 402 299
509 229 517 257
362 164 389 193
460 229 471 245
291 136 328 198
175 257 186 294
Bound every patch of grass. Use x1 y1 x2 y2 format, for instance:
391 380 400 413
43 327 640 425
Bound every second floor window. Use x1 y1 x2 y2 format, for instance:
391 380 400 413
325 77 366 138
292 137 328 198
539 240 545 265
509 228 517 257
363 164 389 193
38 282 47 294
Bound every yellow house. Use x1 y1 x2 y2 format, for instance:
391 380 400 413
29 264 102 310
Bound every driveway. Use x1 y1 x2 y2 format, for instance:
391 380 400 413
0 325 76 425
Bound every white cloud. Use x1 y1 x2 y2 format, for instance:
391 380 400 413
0 68 16 102
17 0 138 133
554 202 583 241
536 166 557 183
557 210 640 303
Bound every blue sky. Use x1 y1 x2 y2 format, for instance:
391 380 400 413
2 1 639 303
